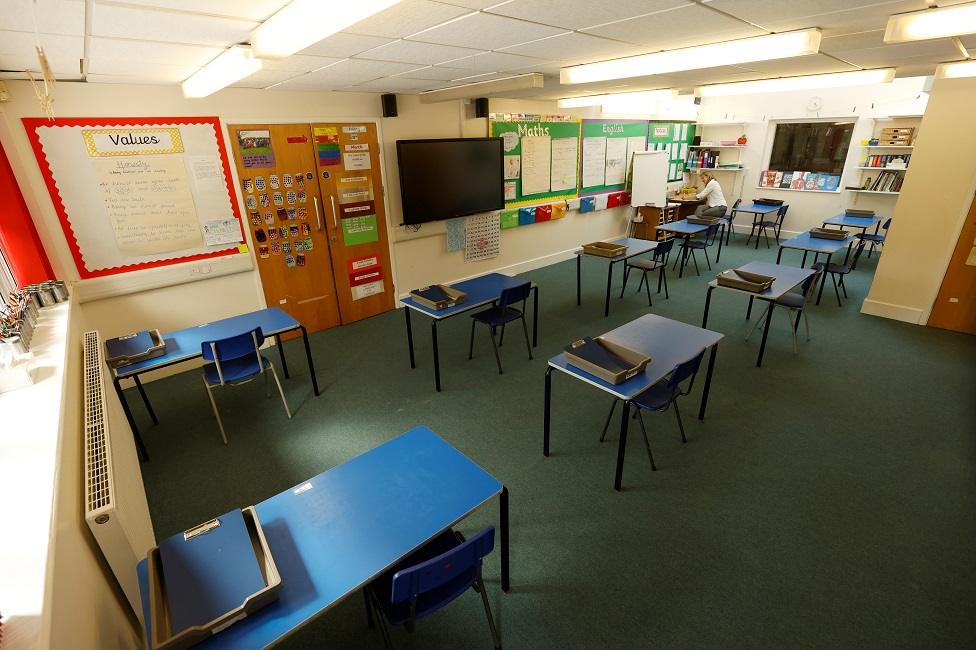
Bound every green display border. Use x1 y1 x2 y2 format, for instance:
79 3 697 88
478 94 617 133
580 119 649 195
489 119 581 208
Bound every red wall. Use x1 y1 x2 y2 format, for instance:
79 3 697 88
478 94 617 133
0 141 53 285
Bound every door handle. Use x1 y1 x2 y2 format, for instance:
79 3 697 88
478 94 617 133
313 196 323 232
329 195 338 230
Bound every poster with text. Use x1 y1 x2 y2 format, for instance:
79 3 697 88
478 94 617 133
489 118 580 207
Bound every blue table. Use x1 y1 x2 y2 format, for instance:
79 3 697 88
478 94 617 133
822 214 883 236
112 308 317 461
544 314 723 491
575 237 658 317
656 219 725 278
401 273 538 392
731 202 784 249
702 261 814 367
777 231 856 304
136 426 509 648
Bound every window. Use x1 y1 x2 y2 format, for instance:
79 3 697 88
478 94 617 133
768 121 854 175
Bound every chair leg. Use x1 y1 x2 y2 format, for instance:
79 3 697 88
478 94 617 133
476 575 502 650
786 310 798 355
368 590 394 650
489 326 504 375
831 274 842 307
469 319 477 360
839 275 848 298
636 271 645 294
661 267 669 299
635 410 657 471
364 590 375 629
746 304 770 341
268 362 291 419
803 309 811 341
644 271 653 306
673 401 687 444
499 323 505 347
264 369 270 397
691 250 700 276
600 399 618 442
703 247 712 271
203 378 228 445
763 227 771 249
620 266 631 298
520 316 532 361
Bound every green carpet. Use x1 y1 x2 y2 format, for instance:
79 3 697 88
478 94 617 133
134 234 976 648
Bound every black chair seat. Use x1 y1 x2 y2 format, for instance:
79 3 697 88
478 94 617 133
857 233 885 242
775 293 805 309
811 261 849 275
628 258 664 271
685 240 709 250
470 305 523 327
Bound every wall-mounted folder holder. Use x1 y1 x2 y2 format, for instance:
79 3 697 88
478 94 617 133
563 336 650 385
147 506 282 650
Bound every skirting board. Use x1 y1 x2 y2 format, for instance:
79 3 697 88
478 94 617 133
860 299 925 324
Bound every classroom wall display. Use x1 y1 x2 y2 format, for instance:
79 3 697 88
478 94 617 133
580 120 648 196
488 117 581 208
758 170 841 191
647 121 696 182
23 117 245 279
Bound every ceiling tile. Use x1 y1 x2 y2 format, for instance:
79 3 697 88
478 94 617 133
231 69 305 88
821 30 887 53
300 33 395 58
410 12 566 49
0 30 83 75
106 0 289 21
500 32 642 64
358 39 483 65
829 40 961 68
91 4 257 47
347 76 443 92
582 4 766 48
85 73 178 85
344 0 473 39
440 50 548 73
707 0 927 27
282 58 421 89
86 60 195 82
260 55 344 73
0 0 85 36
740 54 860 76
395 65 474 80
88 38 223 68
485 0 690 30
436 0 500 8
759 1 928 37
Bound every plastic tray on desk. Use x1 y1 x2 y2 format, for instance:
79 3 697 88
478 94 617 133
582 241 628 258
716 269 775 293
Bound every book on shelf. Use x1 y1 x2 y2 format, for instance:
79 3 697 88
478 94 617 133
861 153 910 168
779 171 793 188
790 171 806 190
863 170 904 192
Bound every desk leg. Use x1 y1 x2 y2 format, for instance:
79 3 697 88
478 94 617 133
115 377 148 462
757 301 774 368
532 286 539 347
716 223 725 263
613 401 631 491
746 296 754 320
132 375 158 424
543 367 552 457
678 238 688 279
698 344 717 421
300 326 320 397
801 251 808 268
274 334 290 379
816 266 828 305
604 262 614 317
776 247 784 264
404 307 416 369
500 486 510 593
576 255 581 306
702 286 713 328
432 320 441 392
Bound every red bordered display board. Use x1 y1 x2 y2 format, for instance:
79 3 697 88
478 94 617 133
23 116 245 279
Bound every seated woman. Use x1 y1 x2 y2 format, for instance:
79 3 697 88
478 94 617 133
694 171 728 217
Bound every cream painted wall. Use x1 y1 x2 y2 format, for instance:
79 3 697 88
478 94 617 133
862 75 976 324
0 83 628 362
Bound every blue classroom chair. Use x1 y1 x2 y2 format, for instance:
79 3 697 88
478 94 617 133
599 350 707 470
746 269 823 354
200 327 291 444
620 238 674 305
748 204 788 248
364 526 501 649
854 217 891 261
468 282 533 375
675 222 721 276
722 198 741 243
812 241 866 307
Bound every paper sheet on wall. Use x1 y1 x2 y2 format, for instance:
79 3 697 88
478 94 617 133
520 136 551 196
625 136 646 167
93 156 203 255
446 217 466 252
464 212 500 262
604 138 628 186
550 137 578 191
594 194 609 211
504 155 521 180
582 136 607 188
202 218 242 246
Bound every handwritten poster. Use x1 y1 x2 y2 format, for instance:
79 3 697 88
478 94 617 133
550 137 578 192
604 138 628 186
582 136 607 189
93 156 203 255
520 136 551 196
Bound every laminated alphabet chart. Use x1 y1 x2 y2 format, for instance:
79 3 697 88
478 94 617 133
489 117 580 208
23 116 245 278
580 119 649 196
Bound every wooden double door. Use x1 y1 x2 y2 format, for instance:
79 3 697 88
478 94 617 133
229 122 394 335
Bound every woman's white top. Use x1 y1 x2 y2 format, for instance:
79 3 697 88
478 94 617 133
697 178 727 208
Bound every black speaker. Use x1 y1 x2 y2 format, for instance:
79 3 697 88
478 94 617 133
692 135 701 146
475 97 489 118
381 93 397 118
693 96 702 105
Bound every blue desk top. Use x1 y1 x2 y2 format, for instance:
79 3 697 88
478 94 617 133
549 314 723 400
575 237 658 262
115 308 299 378
780 231 854 254
401 272 531 319
709 261 814 301
138 426 502 648
732 202 783 214
822 214 883 229
656 219 711 235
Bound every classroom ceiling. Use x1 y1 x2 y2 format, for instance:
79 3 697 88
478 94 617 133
1 0 975 98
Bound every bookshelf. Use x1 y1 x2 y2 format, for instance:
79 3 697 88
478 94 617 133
850 116 920 196
685 122 749 196
847 189 900 195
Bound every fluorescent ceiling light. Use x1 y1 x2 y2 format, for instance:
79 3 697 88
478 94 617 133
561 29 822 85
252 0 402 59
936 60 976 78
697 69 895 97
419 73 543 103
557 89 676 108
884 2 976 43
182 46 262 98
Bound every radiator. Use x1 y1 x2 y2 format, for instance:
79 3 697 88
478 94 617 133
83 330 155 623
